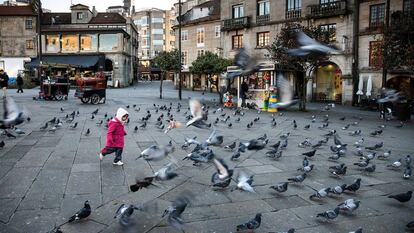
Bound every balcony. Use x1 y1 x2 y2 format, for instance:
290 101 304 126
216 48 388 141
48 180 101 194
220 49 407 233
390 11 414 31
256 14 270 25
222 16 250 31
307 0 347 19
285 9 301 19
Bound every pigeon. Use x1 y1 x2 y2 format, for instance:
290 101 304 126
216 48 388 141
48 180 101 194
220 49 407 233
365 142 383 150
287 31 341 56
224 141 236 150
236 213 262 232
269 182 289 193
69 122 78 129
49 126 57 133
206 130 224 146
90 114 95 120
287 173 307 183
234 172 255 193
266 150 282 160
293 120 297 129
298 164 315 173
338 199 361 212
270 141 281 150
280 139 288 150
387 159 402 169
40 122 48 131
302 149 316 158
85 128 90 136
186 99 210 129
280 132 290 140
405 155 412 166
162 191 193 231
0 140 5 148
183 148 214 165
68 200 91 222
349 130 362 136
92 109 98 115
304 124 310 130
378 150 391 160
231 151 241 161
403 166 411 179
363 164 376 173
272 74 298 108
139 144 172 161
345 178 361 192
181 136 200 149
309 187 331 199
316 207 340 220
114 204 142 226
226 48 263 79
4 130 16 138
377 88 404 103
407 220 414 229
129 177 155 192
342 124 350 130
370 130 383 136
60 107 64 112
353 138 365 147
329 184 347 195
354 159 370 168
152 163 178 181
241 138 269 150
388 191 412 203
211 158 233 188
134 126 138 132
139 121 147 129
349 227 363 233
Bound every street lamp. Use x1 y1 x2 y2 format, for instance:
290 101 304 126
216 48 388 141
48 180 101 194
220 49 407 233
178 0 182 100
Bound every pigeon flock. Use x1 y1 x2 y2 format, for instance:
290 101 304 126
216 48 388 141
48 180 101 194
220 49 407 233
0 31 413 233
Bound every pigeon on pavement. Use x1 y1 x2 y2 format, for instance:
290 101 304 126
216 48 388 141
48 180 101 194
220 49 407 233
269 182 289 193
236 213 262 232
388 191 412 203
345 178 362 192
162 191 193 231
338 199 361 213
316 207 340 220
68 200 91 222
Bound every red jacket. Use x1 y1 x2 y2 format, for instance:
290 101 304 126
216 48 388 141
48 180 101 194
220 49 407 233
106 118 127 148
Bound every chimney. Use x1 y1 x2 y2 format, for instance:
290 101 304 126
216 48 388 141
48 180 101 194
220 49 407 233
92 6 98 17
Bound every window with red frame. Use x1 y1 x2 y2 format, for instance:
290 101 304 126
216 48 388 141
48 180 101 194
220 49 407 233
369 41 383 68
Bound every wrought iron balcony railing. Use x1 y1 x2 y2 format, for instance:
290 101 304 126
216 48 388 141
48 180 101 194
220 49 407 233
285 9 302 19
307 0 347 18
222 16 250 31
256 14 270 25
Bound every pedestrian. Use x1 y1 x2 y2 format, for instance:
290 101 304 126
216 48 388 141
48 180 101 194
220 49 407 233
16 73 24 93
99 108 129 166
0 69 9 98
241 79 249 109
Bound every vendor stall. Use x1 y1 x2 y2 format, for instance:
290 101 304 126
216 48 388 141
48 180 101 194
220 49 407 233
228 63 276 110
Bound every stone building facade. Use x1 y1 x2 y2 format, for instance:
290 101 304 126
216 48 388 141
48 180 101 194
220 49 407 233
173 0 222 91
37 4 139 87
357 0 414 100
0 5 37 80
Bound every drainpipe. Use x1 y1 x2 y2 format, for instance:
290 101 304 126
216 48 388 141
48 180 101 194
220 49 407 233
352 0 360 106
382 0 390 88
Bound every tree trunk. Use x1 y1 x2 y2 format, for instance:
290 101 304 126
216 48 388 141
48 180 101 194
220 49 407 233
159 71 164 99
217 80 223 104
297 71 307 111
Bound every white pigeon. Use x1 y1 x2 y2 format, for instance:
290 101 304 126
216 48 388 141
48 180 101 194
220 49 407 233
235 172 255 193
186 99 210 129
273 73 298 109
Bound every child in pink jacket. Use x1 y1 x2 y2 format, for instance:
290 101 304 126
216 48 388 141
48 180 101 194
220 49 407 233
99 108 128 165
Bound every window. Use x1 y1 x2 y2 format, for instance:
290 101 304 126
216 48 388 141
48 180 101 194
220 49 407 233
99 34 118 51
152 29 164 34
319 23 336 42
232 35 243 49
369 41 383 67
197 50 205 57
182 51 188 65
287 0 302 10
370 4 385 28
45 34 60 52
215 25 221 38
80 34 98 51
152 18 164 23
403 0 412 15
153 40 164 46
140 16 149 25
320 0 336 4
258 0 270 16
181 30 188 41
61 34 79 52
26 40 34 49
25 19 33 29
77 12 84 20
257 32 270 47
232 4 244 18
197 28 205 47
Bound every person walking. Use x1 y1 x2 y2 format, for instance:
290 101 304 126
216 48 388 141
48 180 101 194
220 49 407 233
0 69 9 98
16 73 24 93
241 79 249 109
99 108 129 166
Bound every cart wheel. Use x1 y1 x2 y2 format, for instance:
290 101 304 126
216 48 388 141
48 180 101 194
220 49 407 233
81 97 90 104
55 90 64 101
91 94 100 105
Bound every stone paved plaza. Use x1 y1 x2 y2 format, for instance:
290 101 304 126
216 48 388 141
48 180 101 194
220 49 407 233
0 81 413 233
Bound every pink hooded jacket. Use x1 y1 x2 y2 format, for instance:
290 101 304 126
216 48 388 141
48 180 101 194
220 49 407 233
106 108 128 148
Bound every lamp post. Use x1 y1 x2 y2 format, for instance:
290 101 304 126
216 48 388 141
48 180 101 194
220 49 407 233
178 0 182 100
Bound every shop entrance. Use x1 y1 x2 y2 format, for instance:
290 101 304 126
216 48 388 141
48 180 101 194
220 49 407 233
314 63 342 103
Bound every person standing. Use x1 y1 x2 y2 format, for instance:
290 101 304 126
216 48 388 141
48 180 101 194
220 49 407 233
241 79 249 109
99 108 129 166
16 73 24 93
0 69 9 97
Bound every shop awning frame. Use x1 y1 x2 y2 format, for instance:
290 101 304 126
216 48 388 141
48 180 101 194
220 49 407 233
26 55 103 68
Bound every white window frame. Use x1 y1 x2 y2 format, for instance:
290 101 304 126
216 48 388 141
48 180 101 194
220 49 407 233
197 27 205 47
181 30 188 41
215 25 221 38
182 51 188 65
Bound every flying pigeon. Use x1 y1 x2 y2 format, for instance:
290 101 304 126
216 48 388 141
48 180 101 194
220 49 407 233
68 200 91 222
226 48 263 79
162 191 193 231
288 31 341 57
206 129 224 146
211 158 233 188
273 73 298 109
234 172 255 193
186 99 210 129
114 204 143 226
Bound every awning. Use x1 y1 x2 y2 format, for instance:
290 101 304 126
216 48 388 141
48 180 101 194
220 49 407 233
26 55 102 68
